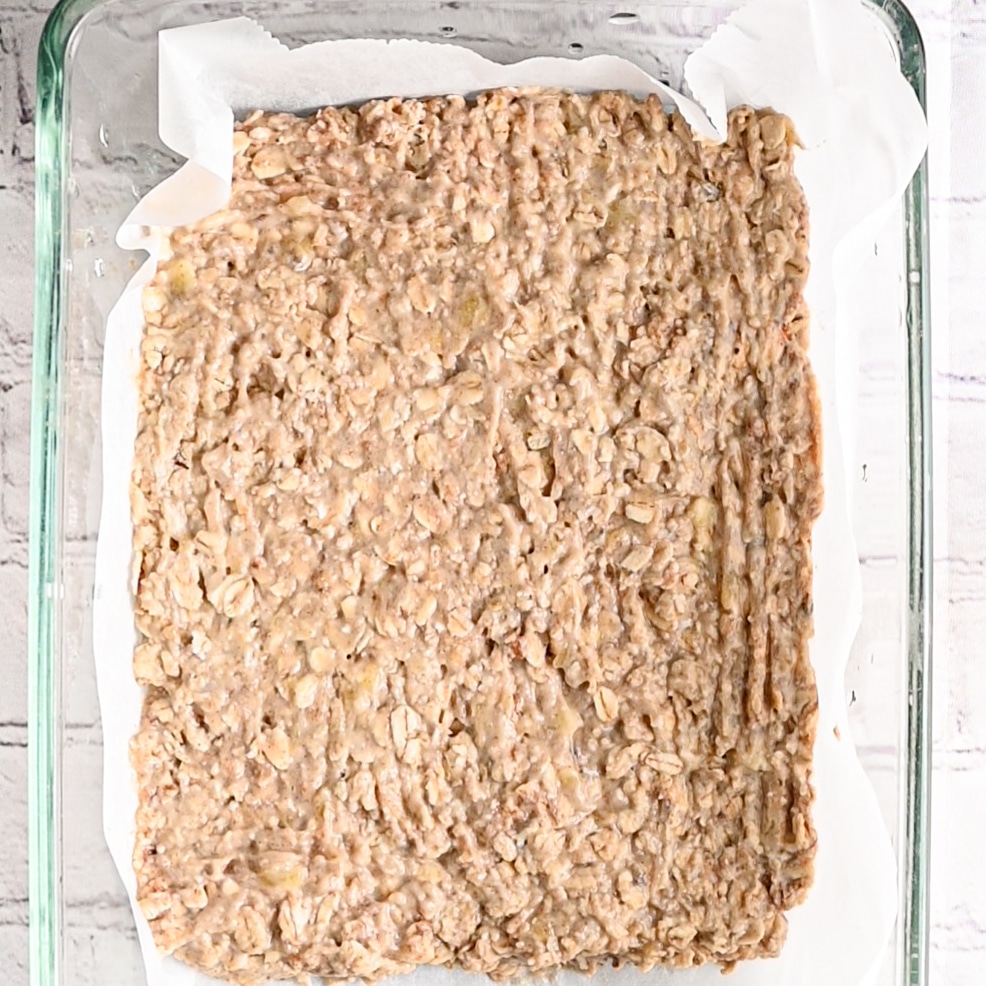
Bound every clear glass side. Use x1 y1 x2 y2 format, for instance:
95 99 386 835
31 2 931 986
30 4 74 985
888 9 932 986
858 5 931 985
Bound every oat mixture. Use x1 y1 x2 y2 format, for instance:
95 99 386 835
131 89 822 985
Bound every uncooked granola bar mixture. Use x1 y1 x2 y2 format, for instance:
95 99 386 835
131 89 821 985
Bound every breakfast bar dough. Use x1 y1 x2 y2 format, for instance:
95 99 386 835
130 89 821 985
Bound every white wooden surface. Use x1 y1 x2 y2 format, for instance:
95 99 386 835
0 1 978 983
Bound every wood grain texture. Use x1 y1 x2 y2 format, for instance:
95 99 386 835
0 1 981 983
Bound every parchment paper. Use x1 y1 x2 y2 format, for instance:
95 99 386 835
92 2 928 984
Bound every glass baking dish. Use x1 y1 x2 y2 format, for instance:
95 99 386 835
29 1 931 985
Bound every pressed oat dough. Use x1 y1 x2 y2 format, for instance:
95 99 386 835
131 89 822 985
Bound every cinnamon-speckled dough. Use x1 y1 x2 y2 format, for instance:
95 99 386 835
131 89 821 986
